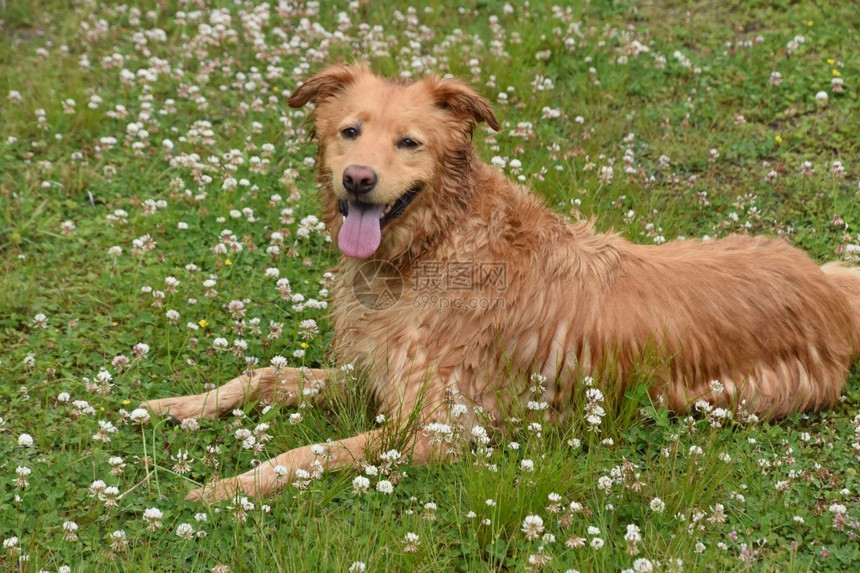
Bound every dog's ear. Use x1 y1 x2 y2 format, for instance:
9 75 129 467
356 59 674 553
425 76 501 132
288 65 366 108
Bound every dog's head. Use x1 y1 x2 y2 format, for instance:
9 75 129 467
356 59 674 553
288 64 499 260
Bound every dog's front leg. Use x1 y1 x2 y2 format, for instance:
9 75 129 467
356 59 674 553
141 366 329 420
187 429 378 501
187 425 441 502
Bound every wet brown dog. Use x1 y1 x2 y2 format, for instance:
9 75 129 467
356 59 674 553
144 65 860 501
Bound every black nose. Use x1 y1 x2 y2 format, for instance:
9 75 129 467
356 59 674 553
342 165 378 195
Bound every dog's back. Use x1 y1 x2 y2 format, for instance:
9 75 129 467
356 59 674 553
822 262 860 354
455 172 860 418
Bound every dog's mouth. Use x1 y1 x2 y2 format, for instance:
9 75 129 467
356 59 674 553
337 185 422 259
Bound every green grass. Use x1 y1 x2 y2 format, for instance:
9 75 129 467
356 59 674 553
1 0 859 571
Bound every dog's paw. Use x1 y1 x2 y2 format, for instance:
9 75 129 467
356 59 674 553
140 396 211 421
186 477 251 503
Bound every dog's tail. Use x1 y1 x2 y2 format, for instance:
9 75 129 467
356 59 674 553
822 262 860 358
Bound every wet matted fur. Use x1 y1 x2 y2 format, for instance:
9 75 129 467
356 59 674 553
144 65 860 501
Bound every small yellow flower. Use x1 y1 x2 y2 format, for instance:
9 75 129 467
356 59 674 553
775 135 783 144
225 259 232 266
273 86 279 92
807 20 814 26
300 342 309 349
198 319 209 328
122 400 130 406
827 59 835 65
832 69 841 77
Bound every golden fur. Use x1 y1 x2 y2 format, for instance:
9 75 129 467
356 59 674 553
144 65 860 501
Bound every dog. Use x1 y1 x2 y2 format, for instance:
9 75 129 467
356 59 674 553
143 64 860 501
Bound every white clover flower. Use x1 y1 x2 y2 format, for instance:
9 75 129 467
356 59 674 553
447 403 468 418
376 479 394 494
3 537 20 557
425 422 454 444
520 459 535 472
175 523 194 540
107 530 127 552
234 428 255 449
272 465 289 484
15 466 31 488
270 355 288 370
129 408 151 425
649 497 666 513
541 533 556 544
597 476 613 492
828 503 847 514
402 531 420 552
585 388 603 401
87 480 107 498
18 433 34 447
352 475 370 494
598 165 614 184
62 520 79 541
625 524 642 544
143 507 164 531
521 514 544 540
132 342 150 357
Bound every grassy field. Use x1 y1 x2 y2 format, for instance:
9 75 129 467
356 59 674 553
1 0 859 571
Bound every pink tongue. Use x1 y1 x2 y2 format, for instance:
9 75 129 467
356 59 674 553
338 201 385 259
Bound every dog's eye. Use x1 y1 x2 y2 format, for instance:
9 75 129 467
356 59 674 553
341 127 359 139
398 137 420 150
